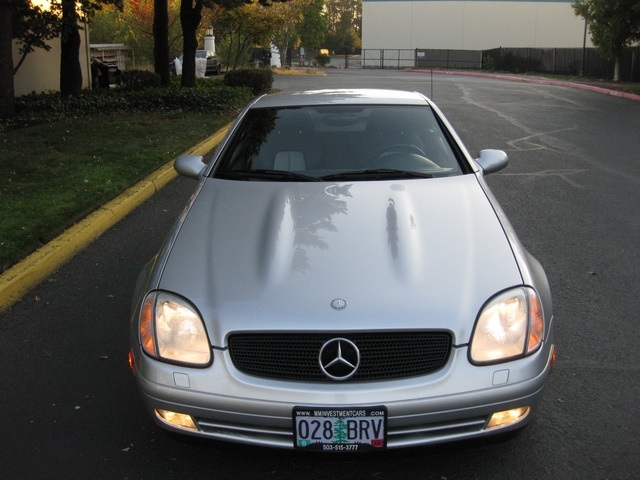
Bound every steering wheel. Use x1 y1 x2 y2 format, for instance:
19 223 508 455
374 144 446 172
376 144 428 158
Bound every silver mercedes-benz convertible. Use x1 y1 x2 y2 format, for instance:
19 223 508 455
129 89 556 451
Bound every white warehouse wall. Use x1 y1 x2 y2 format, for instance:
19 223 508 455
362 0 592 51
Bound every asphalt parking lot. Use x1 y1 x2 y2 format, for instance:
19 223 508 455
1 69 639 479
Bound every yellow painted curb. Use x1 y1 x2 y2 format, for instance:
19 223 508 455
0 124 231 313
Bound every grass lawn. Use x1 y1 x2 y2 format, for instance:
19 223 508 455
0 112 233 272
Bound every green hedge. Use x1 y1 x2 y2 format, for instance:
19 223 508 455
11 82 253 124
223 68 274 95
120 70 162 91
315 53 331 67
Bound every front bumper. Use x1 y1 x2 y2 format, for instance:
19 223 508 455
131 340 556 449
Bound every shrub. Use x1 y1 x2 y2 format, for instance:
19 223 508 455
120 70 162 91
223 68 274 95
482 54 496 71
496 53 542 74
124 85 253 114
9 84 254 125
169 76 226 89
315 53 331 67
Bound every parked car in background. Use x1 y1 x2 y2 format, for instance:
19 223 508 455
197 50 222 75
129 89 556 451
172 50 222 76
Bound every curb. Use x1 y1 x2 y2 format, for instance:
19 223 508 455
410 69 640 102
0 125 230 313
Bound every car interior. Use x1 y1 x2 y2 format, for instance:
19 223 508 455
214 105 465 179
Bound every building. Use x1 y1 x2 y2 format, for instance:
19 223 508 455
12 25 92 96
362 0 592 51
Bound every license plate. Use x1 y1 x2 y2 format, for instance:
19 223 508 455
293 406 387 451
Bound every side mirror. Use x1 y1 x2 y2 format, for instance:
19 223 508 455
475 149 508 175
175 154 207 179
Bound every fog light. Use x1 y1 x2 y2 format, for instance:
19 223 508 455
486 406 530 429
155 409 198 430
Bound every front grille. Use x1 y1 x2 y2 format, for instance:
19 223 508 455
227 331 451 382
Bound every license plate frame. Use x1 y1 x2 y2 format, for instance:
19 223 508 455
293 406 387 452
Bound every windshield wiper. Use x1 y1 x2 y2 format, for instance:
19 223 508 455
215 169 323 182
321 169 435 181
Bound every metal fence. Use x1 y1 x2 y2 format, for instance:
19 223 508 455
358 47 639 81
362 49 417 69
484 47 639 81
360 48 486 70
361 49 481 70
415 49 482 70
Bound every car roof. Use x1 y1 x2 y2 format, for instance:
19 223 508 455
252 89 431 108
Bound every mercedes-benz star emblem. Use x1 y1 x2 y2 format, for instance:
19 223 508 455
330 298 347 311
319 338 360 381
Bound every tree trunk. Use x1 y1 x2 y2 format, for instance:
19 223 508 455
153 0 170 86
275 27 290 69
60 0 82 96
613 56 620 82
180 0 202 88
0 0 15 118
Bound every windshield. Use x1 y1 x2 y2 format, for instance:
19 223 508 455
212 105 466 181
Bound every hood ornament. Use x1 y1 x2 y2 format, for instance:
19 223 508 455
330 298 347 311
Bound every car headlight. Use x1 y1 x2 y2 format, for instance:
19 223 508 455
469 287 544 365
139 291 212 366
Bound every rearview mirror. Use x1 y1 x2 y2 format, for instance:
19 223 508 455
175 154 207 179
475 150 508 175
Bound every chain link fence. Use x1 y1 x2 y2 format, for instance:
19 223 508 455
357 47 639 82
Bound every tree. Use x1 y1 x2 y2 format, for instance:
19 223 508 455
12 2 61 74
572 0 640 81
51 0 123 96
59 0 83 95
269 0 304 68
92 0 184 80
213 3 275 70
179 0 288 88
179 0 205 87
85 6 129 45
324 0 361 54
299 0 327 62
1 0 61 118
154 0 171 84
0 0 17 118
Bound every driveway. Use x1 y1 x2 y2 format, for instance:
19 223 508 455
1 69 638 479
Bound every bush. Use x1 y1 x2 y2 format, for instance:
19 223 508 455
9 83 254 125
496 53 542 74
120 70 162 91
169 76 226 89
482 54 496 71
315 53 331 67
223 68 273 95
124 85 253 114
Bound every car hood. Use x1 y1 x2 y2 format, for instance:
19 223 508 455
159 176 522 345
